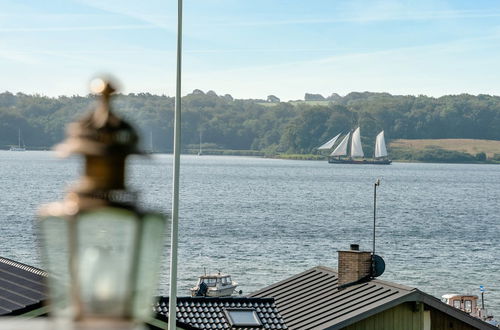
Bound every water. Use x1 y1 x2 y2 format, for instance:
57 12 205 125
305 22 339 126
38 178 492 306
1 151 499 314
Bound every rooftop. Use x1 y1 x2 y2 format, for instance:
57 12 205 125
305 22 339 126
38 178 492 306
0 257 47 316
154 296 287 330
250 265 495 330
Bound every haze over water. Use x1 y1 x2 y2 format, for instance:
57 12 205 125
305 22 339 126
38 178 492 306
1 151 499 315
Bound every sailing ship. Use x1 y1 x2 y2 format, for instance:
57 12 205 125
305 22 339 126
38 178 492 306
318 127 391 165
9 129 26 151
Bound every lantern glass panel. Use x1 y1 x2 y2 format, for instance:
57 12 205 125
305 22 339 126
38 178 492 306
77 207 138 317
39 214 72 317
132 212 167 319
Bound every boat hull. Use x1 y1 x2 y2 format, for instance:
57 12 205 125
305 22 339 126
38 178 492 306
328 157 392 165
190 285 237 297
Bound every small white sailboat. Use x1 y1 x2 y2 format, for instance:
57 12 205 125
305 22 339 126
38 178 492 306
9 129 26 151
319 127 391 164
146 131 154 154
197 130 203 156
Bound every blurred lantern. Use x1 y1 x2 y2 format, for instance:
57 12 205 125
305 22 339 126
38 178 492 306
38 78 166 326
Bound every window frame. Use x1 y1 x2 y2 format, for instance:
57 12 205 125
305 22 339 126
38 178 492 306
224 308 263 328
464 300 472 313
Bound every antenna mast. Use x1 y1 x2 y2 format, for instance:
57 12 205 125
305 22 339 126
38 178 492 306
373 179 380 257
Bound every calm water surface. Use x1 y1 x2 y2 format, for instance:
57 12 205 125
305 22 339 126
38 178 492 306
1 151 499 314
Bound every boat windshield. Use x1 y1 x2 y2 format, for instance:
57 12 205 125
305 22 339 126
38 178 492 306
465 300 472 313
221 276 231 285
200 278 217 287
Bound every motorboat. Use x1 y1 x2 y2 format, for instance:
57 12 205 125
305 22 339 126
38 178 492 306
442 294 490 321
190 272 239 297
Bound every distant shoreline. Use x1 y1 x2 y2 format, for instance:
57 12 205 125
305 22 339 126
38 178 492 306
2 148 499 164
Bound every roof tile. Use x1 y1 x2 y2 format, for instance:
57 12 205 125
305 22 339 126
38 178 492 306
155 296 287 330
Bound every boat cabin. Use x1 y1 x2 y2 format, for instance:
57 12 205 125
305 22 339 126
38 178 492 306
442 294 485 319
197 274 233 287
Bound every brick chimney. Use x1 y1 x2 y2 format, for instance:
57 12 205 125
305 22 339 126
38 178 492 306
338 244 372 287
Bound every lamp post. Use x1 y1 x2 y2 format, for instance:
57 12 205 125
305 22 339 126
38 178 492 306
38 78 167 327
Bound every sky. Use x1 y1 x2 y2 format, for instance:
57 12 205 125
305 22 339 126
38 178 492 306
1 0 500 100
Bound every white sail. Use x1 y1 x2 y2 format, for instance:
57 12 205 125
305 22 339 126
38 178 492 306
374 131 388 158
350 127 364 158
330 132 350 156
317 133 341 150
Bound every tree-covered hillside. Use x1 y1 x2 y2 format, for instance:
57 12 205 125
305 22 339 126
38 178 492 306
1 90 500 156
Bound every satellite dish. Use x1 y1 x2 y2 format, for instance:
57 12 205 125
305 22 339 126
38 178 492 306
372 255 385 277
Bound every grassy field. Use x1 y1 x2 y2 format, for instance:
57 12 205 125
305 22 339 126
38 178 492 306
289 100 332 106
390 139 500 157
258 100 332 107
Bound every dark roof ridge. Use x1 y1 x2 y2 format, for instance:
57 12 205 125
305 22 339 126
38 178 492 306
309 265 417 292
371 278 416 292
250 264 416 298
249 265 338 298
159 295 275 302
0 257 47 277
313 265 339 274
314 265 416 292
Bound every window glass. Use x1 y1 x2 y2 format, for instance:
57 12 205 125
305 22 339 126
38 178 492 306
226 309 261 326
453 300 461 309
465 300 472 313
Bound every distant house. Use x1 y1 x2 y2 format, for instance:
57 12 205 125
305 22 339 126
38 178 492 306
192 89 205 95
250 245 495 330
304 93 325 101
267 95 280 103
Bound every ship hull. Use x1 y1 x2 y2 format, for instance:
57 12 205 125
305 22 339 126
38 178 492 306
328 157 392 165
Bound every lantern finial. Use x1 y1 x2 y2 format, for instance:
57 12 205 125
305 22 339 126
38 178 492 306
53 77 141 207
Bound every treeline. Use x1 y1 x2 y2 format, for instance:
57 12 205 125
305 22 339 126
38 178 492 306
1 90 500 155
391 147 494 163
